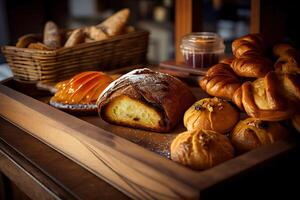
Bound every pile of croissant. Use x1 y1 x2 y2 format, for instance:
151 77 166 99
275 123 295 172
16 9 132 50
200 33 300 121
171 33 300 170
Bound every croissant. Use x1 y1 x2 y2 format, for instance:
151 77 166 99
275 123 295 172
232 72 300 121
231 54 273 78
199 63 241 100
273 43 300 74
232 33 265 58
171 129 234 170
231 118 288 153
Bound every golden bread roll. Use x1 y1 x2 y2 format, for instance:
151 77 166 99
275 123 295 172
273 43 300 74
16 34 40 48
97 68 196 132
97 8 130 36
28 42 54 50
64 29 85 47
43 21 61 49
232 33 265 58
50 71 113 113
184 97 239 134
199 63 241 100
231 118 288 153
232 72 300 121
231 54 273 78
84 26 108 41
171 129 234 170
219 57 234 65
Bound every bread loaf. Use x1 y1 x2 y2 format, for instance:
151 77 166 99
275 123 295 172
43 21 61 49
97 68 196 132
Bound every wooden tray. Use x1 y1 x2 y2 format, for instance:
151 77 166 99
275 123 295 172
0 76 297 200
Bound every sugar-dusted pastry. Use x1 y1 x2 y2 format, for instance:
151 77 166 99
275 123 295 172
199 63 241 100
184 97 239 134
50 71 113 113
171 129 234 170
97 68 196 132
232 71 300 121
231 118 288 153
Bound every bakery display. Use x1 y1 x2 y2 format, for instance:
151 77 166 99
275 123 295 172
184 97 239 134
273 43 300 74
171 129 234 170
199 63 241 100
50 71 113 113
97 68 196 132
15 8 131 50
232 72 300 121
231 118 288 153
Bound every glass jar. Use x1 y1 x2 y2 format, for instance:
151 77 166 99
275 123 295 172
180 32 225 69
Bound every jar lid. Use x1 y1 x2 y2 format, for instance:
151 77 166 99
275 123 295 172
180 32 225 53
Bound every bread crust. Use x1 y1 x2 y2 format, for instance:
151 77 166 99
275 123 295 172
97 68 196 132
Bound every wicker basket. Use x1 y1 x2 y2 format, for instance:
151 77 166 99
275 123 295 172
1 30 149 83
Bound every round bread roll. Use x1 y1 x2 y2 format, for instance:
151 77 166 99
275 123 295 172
231 118 288 153
184 97 239 134
171 129 234 170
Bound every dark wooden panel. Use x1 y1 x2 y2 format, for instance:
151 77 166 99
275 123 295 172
0 117 130 200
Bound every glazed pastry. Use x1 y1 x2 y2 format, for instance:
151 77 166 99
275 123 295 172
97 8 130 36
97 68 196 132
230 54 273 78
232 72 300 121
43 21 61 49
50 71 113 113
171 129 234 170
232 33 265 58
199 63 241 100
64 29 85 47
273 43 300 74
184 97 239 134
231 118 288 153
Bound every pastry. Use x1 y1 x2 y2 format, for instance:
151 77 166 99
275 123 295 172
171 129 234 170
273 43 300 74
84 26 108 41
230 54 273 78
50 71 113 113
184 97 239 134
28 42 54 50
97 8 130 36
43 21 61 49
231 118 288 153
97 68 196 132
199 63 241 100
232 33 265 58
232 72 300 121
64 29 85 47
16 34 40 48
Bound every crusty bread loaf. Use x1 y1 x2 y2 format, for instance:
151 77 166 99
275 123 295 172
97 68 196 132
43 21 61 49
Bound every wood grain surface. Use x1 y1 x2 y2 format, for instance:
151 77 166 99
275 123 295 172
0 80 297 200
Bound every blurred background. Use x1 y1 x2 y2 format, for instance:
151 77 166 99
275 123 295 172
0 0 252 65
